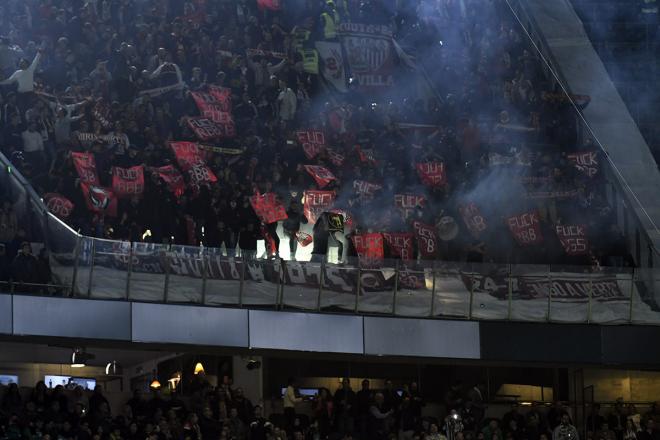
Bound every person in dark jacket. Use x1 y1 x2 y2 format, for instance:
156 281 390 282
11 242 39 291
282 200 307 260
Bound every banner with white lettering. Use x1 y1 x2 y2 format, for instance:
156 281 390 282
382 232 415 260
315 41 347 92
411 221 439 259
112 166 145 198
353 180 382 200
44 193 74 220
394 194 426 220
555 224 589 256
416 162 447 187
339 23 395 90
170 141 218 189
190 87 236 137
326 148 345 166
459 202 487 238
296 130 326 159
71 151 99 185
351 232 385 266
188 117 229 141
303 190 335 224
567 150 598 177
506 211 543 246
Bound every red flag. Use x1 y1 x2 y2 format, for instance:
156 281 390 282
303 190 335 224
249 192 288 224
567 150 598 178
80 183 117 217
555 224 589 256
44 193 74 219
507 211 543 245
304 165 336 188
154 165 186 197
382 232 414 260
191 90 235 137
208 86 233 111
458 202 487 238
71 151 99 185
112 166 145 198
327 148 345 167
412 221 439 258
353 180 382 200
187 117 228 141
170 141 217 189
416 162 447 187
295 231 314 247
351 233 384 265
296 130 325 160
257 0 281 10
394 194 426 220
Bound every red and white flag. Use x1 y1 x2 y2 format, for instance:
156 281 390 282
555 224 589 256
382 232 415 260
296 130 326 160
416 162 447 187
459 202 487 238
249 192 288 224
112 166 145 198
44 193 74 220
304 165 336 188
412 221 439 258
80 183 117 217
295 231 314 247
71 151 99 185
170 141 217 189
191 88 235 137
351 233 384 265
303 190 335 224
394 193 426 220
154 165 186 197
188 117 229 140
507 211 543 245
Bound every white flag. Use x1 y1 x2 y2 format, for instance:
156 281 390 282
315 41 347 92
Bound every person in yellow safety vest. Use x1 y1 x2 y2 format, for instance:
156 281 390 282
320 0 341 40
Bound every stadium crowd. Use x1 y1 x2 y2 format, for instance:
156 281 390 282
0 0 635 274
3 377 660 440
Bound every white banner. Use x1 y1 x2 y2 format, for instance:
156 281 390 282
315 41 347 92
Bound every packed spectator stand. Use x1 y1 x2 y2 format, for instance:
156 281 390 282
0 0 638 297
3 376 660 440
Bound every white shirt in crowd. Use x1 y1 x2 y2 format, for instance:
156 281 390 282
283 385 302 409
21 129 44 152
0 52 41 93
278 87 297 122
